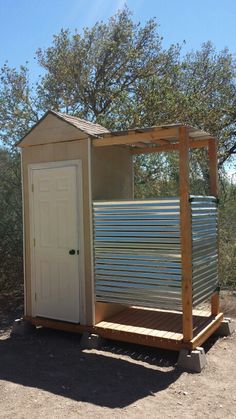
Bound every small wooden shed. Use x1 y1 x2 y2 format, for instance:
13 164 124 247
18 110 223 351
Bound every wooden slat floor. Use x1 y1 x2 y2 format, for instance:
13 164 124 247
94 307 224 350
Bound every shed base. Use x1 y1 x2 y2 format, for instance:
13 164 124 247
24 307 223 351
80 332 104 349
11 318 36 336
214 317 234 337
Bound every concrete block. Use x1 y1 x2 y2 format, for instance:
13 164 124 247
80 332 103 349
11 318 35 336
214 318 234 337
177 347 207 373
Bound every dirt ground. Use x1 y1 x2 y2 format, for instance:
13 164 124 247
0 292 236 419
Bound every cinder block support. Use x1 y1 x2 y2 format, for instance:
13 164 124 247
80 332 104 349
177 347 207 373
11 318 36 336
214 318 234 337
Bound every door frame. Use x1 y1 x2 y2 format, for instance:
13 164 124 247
28 160 86 323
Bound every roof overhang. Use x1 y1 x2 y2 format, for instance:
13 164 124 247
92 124 215 154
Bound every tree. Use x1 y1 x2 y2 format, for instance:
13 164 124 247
134 42 236 199
0 149 23 291
36 7 180 129
0 7 235 290
0 64 38 149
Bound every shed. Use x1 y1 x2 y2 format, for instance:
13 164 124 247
18 110 223 352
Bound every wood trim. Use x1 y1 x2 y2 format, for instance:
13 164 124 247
93 127 178 147
24 316 93 333
27 160 85 322
21 151 27 316
87 139 95 325
131 139 210 155
179 126 193 342
190 313 223 349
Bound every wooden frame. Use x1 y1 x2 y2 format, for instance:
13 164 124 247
179 127 193 341
91 124 221 348
28 160 86 323
208 138 220 316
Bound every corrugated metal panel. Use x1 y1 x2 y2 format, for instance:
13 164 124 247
191 196 218 306
93 199 182 311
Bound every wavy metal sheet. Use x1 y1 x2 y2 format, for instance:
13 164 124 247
191 196 218 306
93 199 182 311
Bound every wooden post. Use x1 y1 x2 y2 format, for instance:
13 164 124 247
208 138 218 198
208 138 220 316
179 126 193 342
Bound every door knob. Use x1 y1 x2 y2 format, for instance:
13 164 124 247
69 249 76 255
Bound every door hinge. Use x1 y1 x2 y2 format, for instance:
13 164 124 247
33 238 36 247
32 184 34 192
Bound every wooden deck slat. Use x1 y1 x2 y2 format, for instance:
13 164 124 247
124 310 158 334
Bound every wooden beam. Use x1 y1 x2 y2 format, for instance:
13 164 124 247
190 313 223 349
208 138 218 196
132 143 179 154
211 292 220 316
208 138 220 316
93 127 178 147
179 126 193 342
131 139 210 155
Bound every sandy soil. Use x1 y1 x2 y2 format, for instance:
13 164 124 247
0 292 235 419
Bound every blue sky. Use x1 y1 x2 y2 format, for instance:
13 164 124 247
0 0 236 82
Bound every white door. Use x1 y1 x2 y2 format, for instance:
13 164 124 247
31 164 81 323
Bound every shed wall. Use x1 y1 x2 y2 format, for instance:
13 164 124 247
92 146 133 200
20 113 88 147
22 139 94 325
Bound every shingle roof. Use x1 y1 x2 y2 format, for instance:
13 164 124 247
51 110 110 137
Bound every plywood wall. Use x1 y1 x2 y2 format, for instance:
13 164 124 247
92 146 133 200
20 113 87 147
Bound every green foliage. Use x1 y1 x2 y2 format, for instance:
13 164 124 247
0 150 23 291
36 8 168 128
218 179 236 288
0 65 38 149
0 7 235 290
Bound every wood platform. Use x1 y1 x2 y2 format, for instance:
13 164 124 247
25 306 223 351
94 307 223 350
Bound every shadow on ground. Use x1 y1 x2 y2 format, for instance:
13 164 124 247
0 293 227 408
0 327 183 408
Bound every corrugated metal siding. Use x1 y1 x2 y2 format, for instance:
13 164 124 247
93 199 182 310
191 196 218 306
